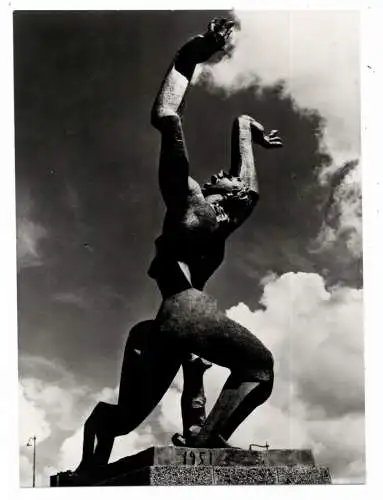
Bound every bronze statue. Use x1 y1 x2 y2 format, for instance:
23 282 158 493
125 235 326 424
75 18 283 474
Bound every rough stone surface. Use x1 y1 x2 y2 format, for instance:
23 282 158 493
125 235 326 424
214 466 276 485
96 465 331 486
94 466 214 486
50 446 331 487
150 466 214 486
276 465 332 485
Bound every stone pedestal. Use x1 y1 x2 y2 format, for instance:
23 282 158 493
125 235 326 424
50 446 331 486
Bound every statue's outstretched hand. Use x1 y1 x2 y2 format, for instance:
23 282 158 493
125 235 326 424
261 130 283 149
187 18 235 63
251 120 283 149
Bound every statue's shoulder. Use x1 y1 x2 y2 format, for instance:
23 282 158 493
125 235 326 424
187 176 203 197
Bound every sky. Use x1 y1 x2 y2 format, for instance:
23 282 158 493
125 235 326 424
14 9 364 487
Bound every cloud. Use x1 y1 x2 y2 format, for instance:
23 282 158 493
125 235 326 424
20 378 89 432
52 291 91 309
52 286 127 310
198 11 362 259
218 271 364 483
16 188 47 271
315 160 362 258
17 218 47 270
199 10 360 168
19 382 51 446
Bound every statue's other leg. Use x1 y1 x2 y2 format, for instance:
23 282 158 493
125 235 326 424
219 372 273 442
172 354 212 446
75 402 117 473
195 369 274 447
75 404 101 473
76 321 183 471
181 355 212 440
156 289 274 447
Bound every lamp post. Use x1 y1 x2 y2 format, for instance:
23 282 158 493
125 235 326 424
26 436 37 487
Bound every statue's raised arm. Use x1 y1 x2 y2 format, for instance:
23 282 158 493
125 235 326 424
150 19 235 214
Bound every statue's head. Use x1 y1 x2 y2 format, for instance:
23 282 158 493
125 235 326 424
202 170 254 225
202 170 246 197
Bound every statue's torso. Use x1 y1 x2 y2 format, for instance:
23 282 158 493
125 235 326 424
148 197 227 294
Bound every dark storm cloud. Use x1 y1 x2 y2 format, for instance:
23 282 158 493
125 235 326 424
15 11 360 387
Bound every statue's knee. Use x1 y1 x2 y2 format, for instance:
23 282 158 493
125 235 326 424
260 350 274 383
85 402 107 429
125 320 155 354
238 347 274 383
265 348 274 371
88 402 118 436
92 401 108 417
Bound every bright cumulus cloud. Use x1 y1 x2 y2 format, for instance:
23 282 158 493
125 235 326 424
214 271 365 483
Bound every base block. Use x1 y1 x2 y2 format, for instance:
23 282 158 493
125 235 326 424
100 465 331 486
50 446 331 486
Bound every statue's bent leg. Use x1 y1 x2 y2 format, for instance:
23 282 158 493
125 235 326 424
76 320 183 471
156 289 274 446
118 320 183 425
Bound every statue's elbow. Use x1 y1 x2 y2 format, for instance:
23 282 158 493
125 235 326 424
151 108 181 132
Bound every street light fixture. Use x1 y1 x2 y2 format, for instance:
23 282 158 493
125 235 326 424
26 436 37 487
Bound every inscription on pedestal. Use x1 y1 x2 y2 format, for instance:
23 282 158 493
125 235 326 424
182 449 213 465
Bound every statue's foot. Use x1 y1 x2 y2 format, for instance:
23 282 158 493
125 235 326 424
174 431 241 449
73 461 92 477
172 433 187 447
172 424 202 446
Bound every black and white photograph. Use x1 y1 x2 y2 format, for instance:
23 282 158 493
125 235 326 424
8 3 370 491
